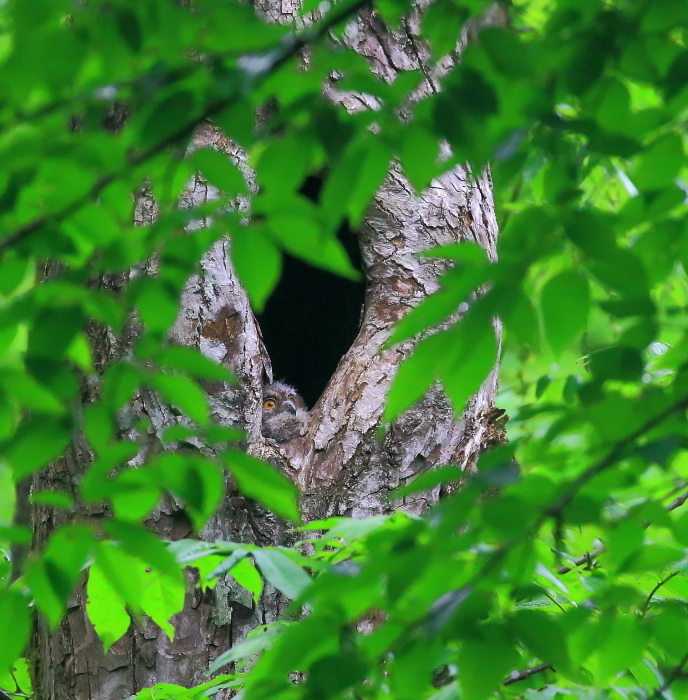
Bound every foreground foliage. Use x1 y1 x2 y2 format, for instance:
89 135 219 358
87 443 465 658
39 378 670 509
1 0 688 698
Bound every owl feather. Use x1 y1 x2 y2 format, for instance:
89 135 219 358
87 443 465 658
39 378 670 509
261 381 309 442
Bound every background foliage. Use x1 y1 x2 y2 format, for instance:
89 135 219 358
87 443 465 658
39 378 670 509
1 0 688 698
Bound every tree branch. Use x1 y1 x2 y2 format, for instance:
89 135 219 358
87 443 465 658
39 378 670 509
666 488 688 512
503 663 553 686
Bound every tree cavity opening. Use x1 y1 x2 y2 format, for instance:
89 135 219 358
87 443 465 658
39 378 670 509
256 176 366 408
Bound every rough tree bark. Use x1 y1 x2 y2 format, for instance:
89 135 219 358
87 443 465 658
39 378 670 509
30 5 502 700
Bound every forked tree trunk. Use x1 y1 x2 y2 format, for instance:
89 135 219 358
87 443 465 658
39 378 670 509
30 7 501 700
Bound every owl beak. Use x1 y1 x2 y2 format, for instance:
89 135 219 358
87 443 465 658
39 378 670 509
283 400 297 415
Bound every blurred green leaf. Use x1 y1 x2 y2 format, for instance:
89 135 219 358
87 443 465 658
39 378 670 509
222 450 299 523
251 549 311 600
192 148 246 194
541 271 589 356
321 133 390 228
6 416 71 479
0 592 30 675
231 229 282 312
230 556 264 605
149 373 209 426
155 453 224 530
458 629 519 700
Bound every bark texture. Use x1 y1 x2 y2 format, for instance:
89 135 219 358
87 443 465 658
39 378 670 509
31 6 502 700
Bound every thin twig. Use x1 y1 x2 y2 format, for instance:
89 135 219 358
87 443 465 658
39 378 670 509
640 571 681 617
544 397 688 521
403 16 438 94
556 544 604 575
646 650 688 700
557 487 688 575
666 489 688 512
430 396 688 620
0 689 24 700
503 663 553 686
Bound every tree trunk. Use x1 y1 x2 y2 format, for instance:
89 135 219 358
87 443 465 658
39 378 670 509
30 7 501 700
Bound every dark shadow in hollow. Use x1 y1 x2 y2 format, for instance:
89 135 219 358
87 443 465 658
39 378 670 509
256 176 366 408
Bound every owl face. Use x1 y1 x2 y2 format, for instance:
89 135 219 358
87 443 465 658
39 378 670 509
261 382 308 442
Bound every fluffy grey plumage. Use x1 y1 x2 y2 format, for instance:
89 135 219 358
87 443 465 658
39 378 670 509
261 381 308 442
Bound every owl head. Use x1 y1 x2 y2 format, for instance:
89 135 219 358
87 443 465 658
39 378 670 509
261 381 309 442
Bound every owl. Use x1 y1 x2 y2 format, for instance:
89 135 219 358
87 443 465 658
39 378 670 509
261 381 309 442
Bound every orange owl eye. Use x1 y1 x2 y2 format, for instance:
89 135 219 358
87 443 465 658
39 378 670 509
263 399 277 409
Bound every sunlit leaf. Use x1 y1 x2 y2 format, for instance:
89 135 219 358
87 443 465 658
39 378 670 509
87 560 131 652
0 592 30 675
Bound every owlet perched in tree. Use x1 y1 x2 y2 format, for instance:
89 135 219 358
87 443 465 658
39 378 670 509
261 382 309 442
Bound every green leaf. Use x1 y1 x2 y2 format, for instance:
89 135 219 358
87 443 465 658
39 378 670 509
86 560 131 652
0 253 31 296
439 308 498 416
501 288 540 349
606 517 644 571
27 306 83 359
267 216 359 280
155 454 224 530
510 610 570 672
158 346 234 383
0 369 63 414
321 133 390 228
258 133 314 200
149 373 209 425
588 346 643 382
43 525 94 592
207 624 283 675
141 569 185 642
105 520 182 579
422 0 468 58
251 549 311 599
222 450 299 523
594 614 646 681
385 331 452 422
633 133 685 190
93 541 146 612
206 548 249 580
30 490 73 508
231 229 282 312
135 278 180 334
306 652 368 697
138 91 199 148
24 559 67 629
458 629 519 700
101 362 141 409
652 610 688 658
229 556 263 605
7 416 71 479
392 466 463 498
0 591 30 675
192 148 246 194
388 255 488 346
110 470 161 522
540 271 589 356
398 126 444 191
